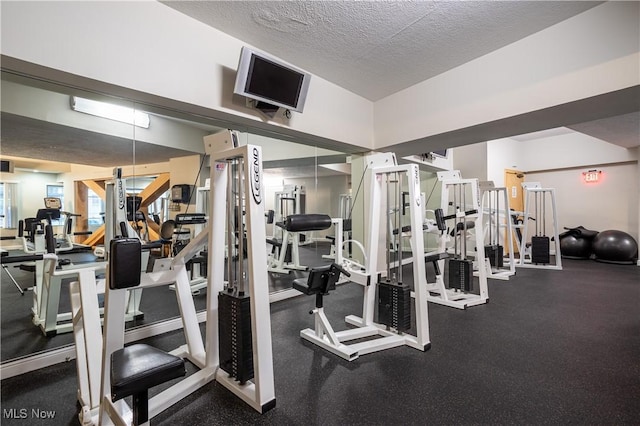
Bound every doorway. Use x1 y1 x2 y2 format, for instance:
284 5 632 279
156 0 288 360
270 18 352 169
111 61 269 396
504 169 525 254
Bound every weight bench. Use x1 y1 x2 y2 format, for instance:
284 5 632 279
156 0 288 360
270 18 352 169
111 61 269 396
105 238 186 425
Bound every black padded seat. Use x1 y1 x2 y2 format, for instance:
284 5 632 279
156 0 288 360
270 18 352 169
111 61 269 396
292 264 333 295
111 343 185 424
111 344 185 401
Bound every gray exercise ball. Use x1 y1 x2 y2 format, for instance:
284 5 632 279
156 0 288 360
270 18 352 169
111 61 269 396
560 234 592 260
591 230 638 264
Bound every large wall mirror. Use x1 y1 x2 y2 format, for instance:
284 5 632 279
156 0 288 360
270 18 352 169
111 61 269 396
0 70 352 369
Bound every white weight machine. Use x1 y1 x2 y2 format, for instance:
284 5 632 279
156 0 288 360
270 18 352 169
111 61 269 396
9 202 114 337
322 194 353 263
296 160 431 361
517 182 562 270
267 184 316 273
71 130 276 425
271 184 305 240
478 181 516 280
430 171 489 309
33 232 110 337
267 213 332 274
12 198 76 312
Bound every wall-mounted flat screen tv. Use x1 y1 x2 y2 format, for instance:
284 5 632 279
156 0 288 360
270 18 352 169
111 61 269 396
234 46 311 113
430 149 448 159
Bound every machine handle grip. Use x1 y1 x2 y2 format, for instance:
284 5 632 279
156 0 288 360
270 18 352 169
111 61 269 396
434 208 447 231
402 191 409 216
441 209 478 221
119 221 129 238
141 242 163 250
332 263 351 278
45 225 56 254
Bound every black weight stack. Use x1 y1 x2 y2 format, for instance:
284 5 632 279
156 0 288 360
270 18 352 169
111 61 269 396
448 258 474 292
378 280 411 332
531 236 550 264
485 245 504 268
218 290 253 384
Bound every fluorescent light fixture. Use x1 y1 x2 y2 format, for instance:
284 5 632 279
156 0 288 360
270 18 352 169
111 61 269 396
71 96 150 128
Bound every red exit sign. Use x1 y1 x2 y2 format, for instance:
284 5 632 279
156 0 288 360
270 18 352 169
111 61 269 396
583 170 602 183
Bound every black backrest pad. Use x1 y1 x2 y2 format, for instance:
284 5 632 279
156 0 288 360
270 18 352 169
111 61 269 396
306 264 332 293
109 238 142 289
285 214 332 232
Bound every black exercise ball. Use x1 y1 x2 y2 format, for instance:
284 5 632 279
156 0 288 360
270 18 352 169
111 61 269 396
592 230 639 265
560 235 592 260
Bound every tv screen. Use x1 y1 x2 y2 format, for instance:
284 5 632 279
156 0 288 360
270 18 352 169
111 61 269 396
234 47 311 113
430 149 448 159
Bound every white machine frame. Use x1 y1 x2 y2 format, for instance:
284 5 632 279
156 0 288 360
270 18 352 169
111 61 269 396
431 171 489 309
205 136 275 413
267 225 309 274
72 131 275 425
517 182 563 270
271 184 305 240
299 163 431 361
34 256 106 336
478 181 516 280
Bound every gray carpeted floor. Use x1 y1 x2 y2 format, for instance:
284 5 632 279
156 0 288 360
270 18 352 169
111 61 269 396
1 257 639 425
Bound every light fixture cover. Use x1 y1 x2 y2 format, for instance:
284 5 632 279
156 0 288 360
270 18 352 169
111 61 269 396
71 96 150 128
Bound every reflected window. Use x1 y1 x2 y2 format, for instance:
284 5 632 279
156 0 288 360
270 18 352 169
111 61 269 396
0 182 18 229
0 183 4 228
87 189 105 226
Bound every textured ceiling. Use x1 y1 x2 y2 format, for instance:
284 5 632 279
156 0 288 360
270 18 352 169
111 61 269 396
161 1 602 101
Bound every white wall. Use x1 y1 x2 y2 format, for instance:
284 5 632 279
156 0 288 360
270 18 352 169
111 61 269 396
486 137 526 186
520 131 637 172
486 130 638 186
453 143 488 181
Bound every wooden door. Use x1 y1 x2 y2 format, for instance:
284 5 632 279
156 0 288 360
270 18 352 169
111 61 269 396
504 169 525 254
